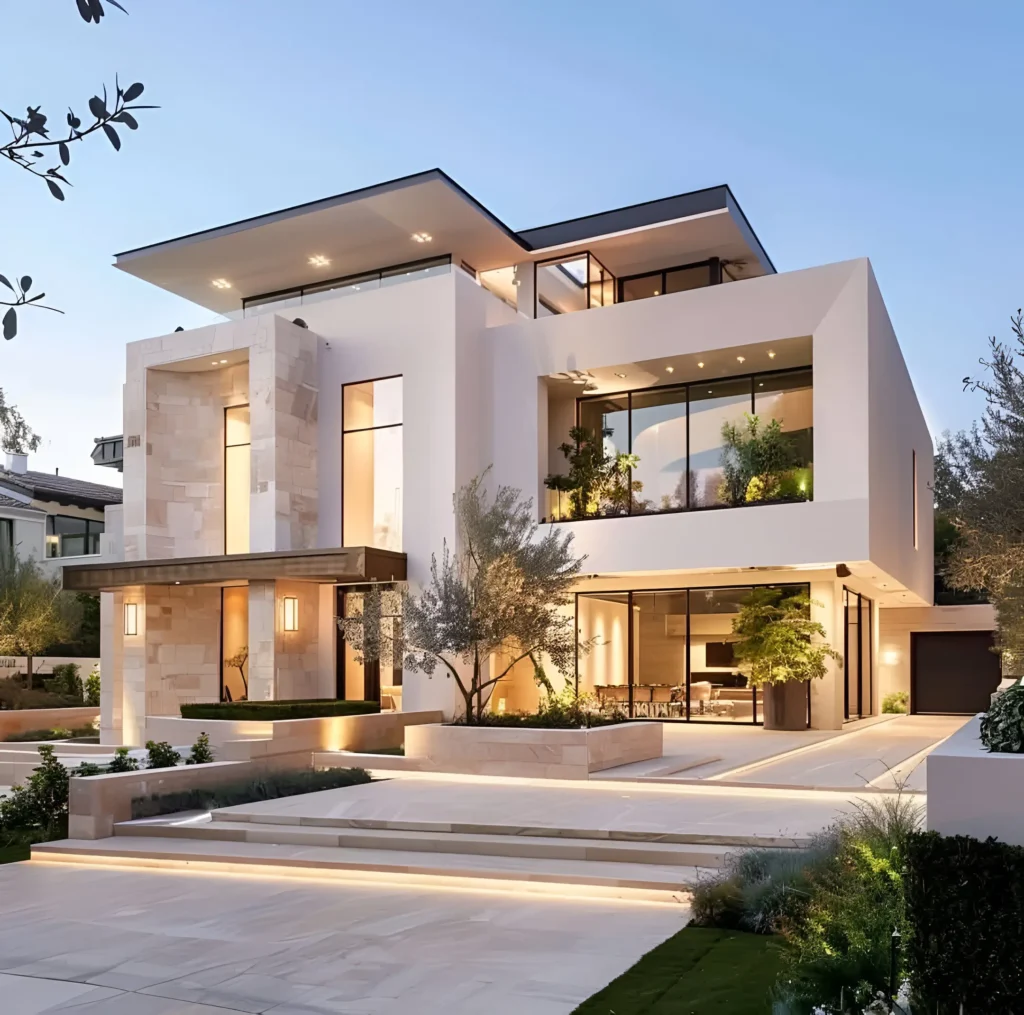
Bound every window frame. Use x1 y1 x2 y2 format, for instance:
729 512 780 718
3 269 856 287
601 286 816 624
223 403 251 556
567 364 813 520
45 514 105 558
617 256 723 303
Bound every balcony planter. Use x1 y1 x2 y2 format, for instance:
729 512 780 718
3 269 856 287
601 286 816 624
761 680 809 731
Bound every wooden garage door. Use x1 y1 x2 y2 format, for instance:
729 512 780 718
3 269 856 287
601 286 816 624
911 631 1001 714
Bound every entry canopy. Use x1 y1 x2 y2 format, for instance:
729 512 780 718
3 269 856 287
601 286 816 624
113 169 774 315
61 546 407 593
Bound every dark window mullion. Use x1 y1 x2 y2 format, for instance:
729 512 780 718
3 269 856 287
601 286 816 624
627 391 633 516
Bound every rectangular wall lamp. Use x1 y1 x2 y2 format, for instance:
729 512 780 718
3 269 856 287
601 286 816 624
123 602 138 637
283 596 299 632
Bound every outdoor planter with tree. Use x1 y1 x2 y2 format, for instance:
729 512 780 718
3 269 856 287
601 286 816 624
544 425 642 520
731 587 841 731
720 412 811 506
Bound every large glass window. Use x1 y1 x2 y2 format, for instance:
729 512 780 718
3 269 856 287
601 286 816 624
224 405 250 555
536 252 615 317
578 583 807 723
844 589 874 720
337 585 403 704
619 259 718 303
343 376 403 551
221 585 249 702
46 515 104 558
0 518 13 561
562 367 813 520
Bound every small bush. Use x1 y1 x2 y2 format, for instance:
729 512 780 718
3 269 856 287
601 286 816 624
0 745 69 840
108 748 138 773
185 732 214 765
881 690 909 714
145 740 181 769
84 667 100 708
131 767 371 819
180 699 380 721
980 679 1024 753
462 709 626 729
0 677 82 711
904 831 1024 1014
44 663 83 702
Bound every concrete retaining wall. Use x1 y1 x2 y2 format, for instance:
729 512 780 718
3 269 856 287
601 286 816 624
0 707 99 740
927 715 1024 846
404 721 663 779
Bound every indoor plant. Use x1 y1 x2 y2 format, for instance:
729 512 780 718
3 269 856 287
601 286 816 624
732 587 842 730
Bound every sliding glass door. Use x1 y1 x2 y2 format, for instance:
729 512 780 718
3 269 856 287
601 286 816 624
844 589 874 720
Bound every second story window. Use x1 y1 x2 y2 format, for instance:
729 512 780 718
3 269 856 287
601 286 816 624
225 405 250 555
619 258 723 303
46 515 104 557
343 376 403 552
535 252 615 316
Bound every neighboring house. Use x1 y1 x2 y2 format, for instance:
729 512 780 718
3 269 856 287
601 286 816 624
65 169 997 746
0 452 122 575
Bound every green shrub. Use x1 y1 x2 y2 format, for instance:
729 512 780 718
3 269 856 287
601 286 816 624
185 732 214 765
881 690 909 714
108 747 138 773
904 831 1024 1014
43 664 83 702
0 676 82 711
3 724 95 743
84 667 100 707
180 699 380 721
464 709 626 729
145 740 181 769
131 767 371 819
980 680 1024 752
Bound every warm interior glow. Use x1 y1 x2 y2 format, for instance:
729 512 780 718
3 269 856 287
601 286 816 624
225 405 250 555
283 595 299 632
123 602 138 636
221 586 249 702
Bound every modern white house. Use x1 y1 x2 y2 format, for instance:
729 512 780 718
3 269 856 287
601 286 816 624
63 170 999 745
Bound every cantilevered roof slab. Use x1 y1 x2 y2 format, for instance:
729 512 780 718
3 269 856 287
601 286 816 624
62 546 406 592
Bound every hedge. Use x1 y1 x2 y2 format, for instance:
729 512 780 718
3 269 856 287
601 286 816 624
904 831 1024 1013
131 767 371 819
179 699 380 721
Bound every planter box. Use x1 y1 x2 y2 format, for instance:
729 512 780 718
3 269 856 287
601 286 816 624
927 715 1024 846
404 721 663 780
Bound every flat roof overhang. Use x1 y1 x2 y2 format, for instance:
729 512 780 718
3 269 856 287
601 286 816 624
114 170 530 314
62 546 406 593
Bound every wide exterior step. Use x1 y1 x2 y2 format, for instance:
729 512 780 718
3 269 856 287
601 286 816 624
113 816 734 868
30 836 694 904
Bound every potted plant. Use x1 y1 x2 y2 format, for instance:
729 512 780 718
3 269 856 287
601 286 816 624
720 413 805 506
545 426 644 519
731 587 842 730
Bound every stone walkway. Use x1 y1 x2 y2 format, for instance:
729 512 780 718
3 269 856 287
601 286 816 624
0 861 686 1014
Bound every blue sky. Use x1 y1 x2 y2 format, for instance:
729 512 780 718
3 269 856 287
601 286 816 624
3 0 1021 482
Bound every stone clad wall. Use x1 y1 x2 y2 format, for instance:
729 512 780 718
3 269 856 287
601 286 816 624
275 579 321 700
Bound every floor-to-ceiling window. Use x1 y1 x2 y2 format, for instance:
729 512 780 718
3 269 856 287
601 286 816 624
342 376 403 551
576 583 808 723
844 589 874 720
337 585 403 704
535 252 615 317
558 367 813 520
220 585 249 702
224 405 250 555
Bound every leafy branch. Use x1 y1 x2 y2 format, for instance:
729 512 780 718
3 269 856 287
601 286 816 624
0 275 63 341
1 0 155 340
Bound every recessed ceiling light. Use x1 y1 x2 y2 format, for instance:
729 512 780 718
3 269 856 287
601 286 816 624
758 382 764 387
697 361 705 368
411 232 433 243
767 350 776 359
653 290 660 296
211 360 219 365
736 355 746 363
211 278 231 289
665 366 674 373
614 372 627 379
308 255 330 268
220 359 228 364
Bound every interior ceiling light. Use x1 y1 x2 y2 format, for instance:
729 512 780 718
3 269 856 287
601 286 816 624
220 359 228 364
557 369 595 386
697 361 705 368
736 355 746 363
411 232 433 243
767 350 776 359
665 366 674 373
211 278 231 289
308 255 330 268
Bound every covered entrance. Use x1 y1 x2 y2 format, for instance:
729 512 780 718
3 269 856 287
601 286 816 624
911 630 1001 714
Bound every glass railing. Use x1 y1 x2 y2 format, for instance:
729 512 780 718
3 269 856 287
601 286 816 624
241 257 451 318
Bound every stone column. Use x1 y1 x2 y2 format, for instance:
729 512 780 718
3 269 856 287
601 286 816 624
809 578 845 730
99 590 123 746
120 585 147 746
248 579 277 701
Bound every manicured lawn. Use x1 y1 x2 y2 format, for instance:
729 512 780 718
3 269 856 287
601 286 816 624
572 926 785 1015
0 841 31 865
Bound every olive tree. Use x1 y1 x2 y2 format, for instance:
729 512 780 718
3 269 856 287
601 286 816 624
340 474 586 722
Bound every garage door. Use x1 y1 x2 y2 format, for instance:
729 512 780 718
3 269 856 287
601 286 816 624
911 631 1001 714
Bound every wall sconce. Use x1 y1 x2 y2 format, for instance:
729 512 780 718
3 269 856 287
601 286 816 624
283 596 299 632
123 602 138 637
